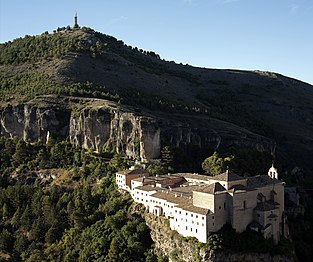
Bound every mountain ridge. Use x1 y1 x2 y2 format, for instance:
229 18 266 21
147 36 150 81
1 27 312 175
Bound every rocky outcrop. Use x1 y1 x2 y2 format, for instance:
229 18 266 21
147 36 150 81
0 103 70 143
69 106 161 160
146 213 295 262
0 96 275 161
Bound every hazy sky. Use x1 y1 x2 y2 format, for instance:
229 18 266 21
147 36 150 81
1 0 312 84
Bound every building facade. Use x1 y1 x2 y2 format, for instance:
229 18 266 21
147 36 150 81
115 167 149 192
116 168 285 244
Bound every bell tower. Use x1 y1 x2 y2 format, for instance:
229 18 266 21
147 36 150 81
268 163 278 179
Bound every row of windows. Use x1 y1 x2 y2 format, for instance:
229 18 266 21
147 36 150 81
176 224 200 233
174 210 205 220
134 193 206 223
175 218 205 227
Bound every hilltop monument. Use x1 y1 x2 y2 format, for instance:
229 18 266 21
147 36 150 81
74 12 79 28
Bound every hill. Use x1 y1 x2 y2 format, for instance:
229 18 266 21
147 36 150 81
1 26 313 176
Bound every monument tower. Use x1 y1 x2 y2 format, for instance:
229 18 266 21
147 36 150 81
74 12 79 28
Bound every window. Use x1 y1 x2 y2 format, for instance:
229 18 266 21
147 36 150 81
243 200 246 209
202 223 204 226
191 214 193 217
219 206 221 209
213 223 214 226
192 221 194 224
196 215 198 218
212 216 214 219
202 217 204 220
186 226 188 230
224 202 226 209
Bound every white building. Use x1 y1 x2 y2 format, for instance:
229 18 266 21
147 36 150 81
115 167 149 192
117 167 285 244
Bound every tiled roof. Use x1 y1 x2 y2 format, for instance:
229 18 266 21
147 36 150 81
177 202 210 215
174 173 211 181
230 184 247 191
135 185 158 192
151 191 189 205
247 175 282 189
149 190 209 215
132 177 145 182
193 182 226 194
212 171 244 182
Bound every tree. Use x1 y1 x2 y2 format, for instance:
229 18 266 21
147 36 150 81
2 202 10 222
202 152 234 176
36 149 50 168
13 140 28 166
20 204 32 229
11 207 22 229
14 233 29 254
106 237 120 261
0 229 14 252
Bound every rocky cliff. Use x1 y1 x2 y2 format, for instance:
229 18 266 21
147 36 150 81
0 95 275 162
145 213 295 262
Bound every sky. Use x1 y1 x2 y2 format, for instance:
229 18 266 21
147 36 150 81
0 0 312 85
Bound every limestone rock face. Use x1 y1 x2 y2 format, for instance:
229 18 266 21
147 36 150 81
146 214 295 262
0 96 275 161
0 103 70 143
69 106 161 160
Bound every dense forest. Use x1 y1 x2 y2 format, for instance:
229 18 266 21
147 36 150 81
0 137 158 262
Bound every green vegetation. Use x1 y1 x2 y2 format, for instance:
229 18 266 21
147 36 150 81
201 150 273 177
0 28 100 65
0 72 120 102
0 136 155 261
201 151 234 176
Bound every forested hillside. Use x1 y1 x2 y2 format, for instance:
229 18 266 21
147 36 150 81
0 137 156 262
